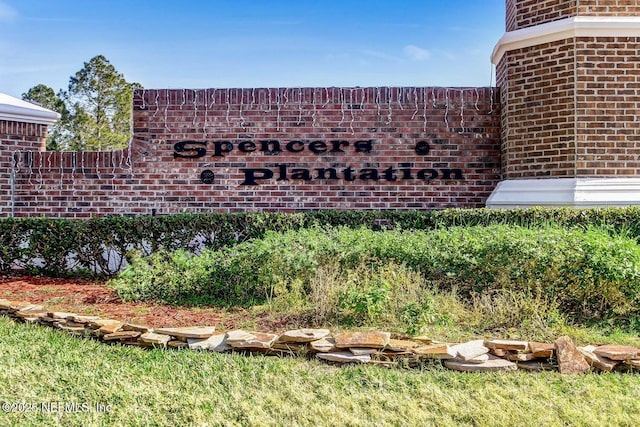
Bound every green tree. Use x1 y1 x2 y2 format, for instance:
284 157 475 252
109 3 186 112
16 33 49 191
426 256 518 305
23 56 141 151
63 55 141 151
21 84 69 150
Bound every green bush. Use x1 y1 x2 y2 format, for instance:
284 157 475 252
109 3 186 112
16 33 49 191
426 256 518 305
109 225 640 327
5 206 640 277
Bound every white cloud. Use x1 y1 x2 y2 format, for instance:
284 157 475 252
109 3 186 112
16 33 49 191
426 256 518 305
0 1 17 22
403 44 431 61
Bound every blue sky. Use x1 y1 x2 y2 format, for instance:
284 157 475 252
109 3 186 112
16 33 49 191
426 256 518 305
1 1 506 98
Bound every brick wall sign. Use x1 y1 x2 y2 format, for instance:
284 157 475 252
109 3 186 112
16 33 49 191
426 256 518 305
3 87 501 217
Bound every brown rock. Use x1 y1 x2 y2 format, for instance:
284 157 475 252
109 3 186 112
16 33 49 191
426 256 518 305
484 339 529 352
554 336 590 374
225 330 278 349
529 342 555 358
444 357 517 372
334 331 390 349
89 319 123 329
154 326 216 339
0 298 12 310
488 348 510 357
70 315 101 324
139 332 171 348
385 339 420 352
14 309 47 319
413 344 456 359
278 328 330 343
121 323 152 333
98 322 123 335
412 336 434 344
578 346 619 372
316 351 371 364
593 345 640 361
309 337 337 353
625 359 640 369
103 331 141 341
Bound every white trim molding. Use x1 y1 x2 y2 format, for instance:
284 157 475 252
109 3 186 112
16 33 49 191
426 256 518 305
492 16 640 64
0 93 60 125
486 178 640 209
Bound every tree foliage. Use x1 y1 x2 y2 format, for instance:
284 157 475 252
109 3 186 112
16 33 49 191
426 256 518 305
21 84 69 150
22 55 141 151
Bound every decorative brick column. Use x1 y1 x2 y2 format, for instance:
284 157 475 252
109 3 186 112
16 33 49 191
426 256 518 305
0 93 59 216
487 0 640 207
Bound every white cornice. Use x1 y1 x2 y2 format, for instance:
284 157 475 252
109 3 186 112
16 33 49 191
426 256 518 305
486 178 640 208
0 93 60 125
492 16 640 64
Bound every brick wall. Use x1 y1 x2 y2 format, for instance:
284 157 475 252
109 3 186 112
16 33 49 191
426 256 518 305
506 0 640 32
4 87 501 217
497 39 577 178
0 120 47 216
498 0 640 180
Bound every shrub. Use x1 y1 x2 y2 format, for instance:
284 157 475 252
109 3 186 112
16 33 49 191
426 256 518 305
110 224 640 328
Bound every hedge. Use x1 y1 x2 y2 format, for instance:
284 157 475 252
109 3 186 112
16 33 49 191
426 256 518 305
3 206 640 277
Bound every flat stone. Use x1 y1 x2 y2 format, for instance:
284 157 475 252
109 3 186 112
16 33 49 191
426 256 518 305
6 301 39 312
578 347 619 372
57 319 86 328
139 332 171 348
225 330 278 349
349 348 379 356
121 323 152 333
103 331 141 341
278 328 330 343
0 298 12 310
625 359 640 369
466 353 490 364
506 352 538 362
489 348 510 357
89 319 123 329
15 309 47 319
593 345 640 361
412 336 434 344
385 339 420 352
413 344 456 359
317 351 371 364
444 357 517 372
154 326 216 339
98 322 123 335
450 340 490 361
484 339 529 352
334 331 390 349
187 333 229 352
309 337 337 353
529 342 555 358
554 336 590 374
70 315 101 324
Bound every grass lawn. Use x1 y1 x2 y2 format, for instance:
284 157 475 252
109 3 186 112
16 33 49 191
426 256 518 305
1 317 639 427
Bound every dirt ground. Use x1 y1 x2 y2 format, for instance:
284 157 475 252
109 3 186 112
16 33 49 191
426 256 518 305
0 276 290 331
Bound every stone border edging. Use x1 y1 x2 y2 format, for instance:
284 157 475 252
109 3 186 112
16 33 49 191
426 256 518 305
2 299 639 374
